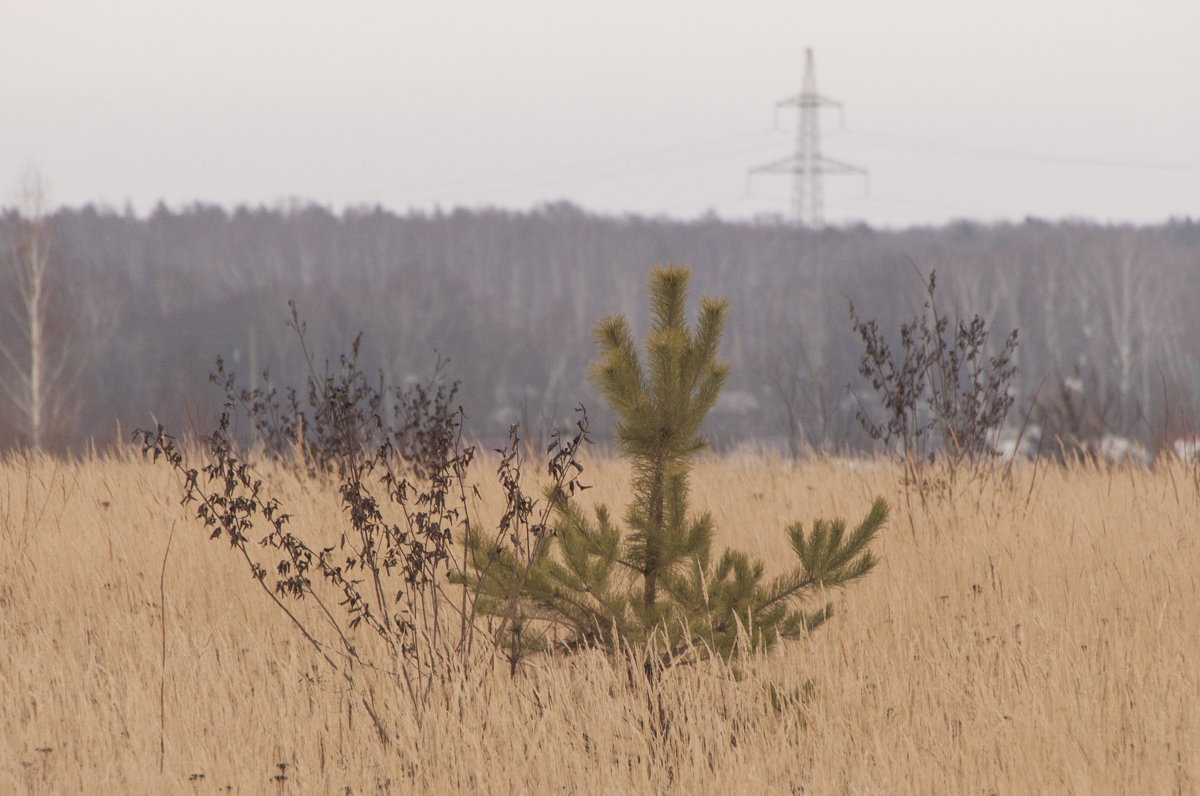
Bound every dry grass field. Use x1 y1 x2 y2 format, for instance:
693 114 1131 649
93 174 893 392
1 447 1197 794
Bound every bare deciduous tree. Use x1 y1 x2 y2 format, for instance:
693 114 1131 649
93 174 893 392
0 170 74 451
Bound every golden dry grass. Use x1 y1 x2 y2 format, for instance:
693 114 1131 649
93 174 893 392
1 448 1198 794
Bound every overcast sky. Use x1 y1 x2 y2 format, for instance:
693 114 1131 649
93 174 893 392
3 0 1197 227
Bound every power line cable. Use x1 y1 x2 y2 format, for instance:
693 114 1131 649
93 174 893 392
424 139 790 205
325 127 789 205
832 129 1197 171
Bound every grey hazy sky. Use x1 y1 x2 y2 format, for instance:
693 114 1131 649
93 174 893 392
3 0 1197 226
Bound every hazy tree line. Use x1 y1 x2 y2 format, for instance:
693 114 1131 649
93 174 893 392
1 198 1198 456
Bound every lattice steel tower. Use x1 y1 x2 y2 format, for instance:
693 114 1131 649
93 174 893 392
749 48 866 227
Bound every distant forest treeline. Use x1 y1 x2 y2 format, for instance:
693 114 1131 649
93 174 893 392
2 200 1198 456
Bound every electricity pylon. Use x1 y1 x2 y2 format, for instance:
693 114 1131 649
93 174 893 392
749 48 867 227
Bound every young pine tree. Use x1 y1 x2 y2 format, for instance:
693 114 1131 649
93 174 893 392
463 265 887 667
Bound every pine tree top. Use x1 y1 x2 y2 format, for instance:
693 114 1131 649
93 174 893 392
589 264 730 463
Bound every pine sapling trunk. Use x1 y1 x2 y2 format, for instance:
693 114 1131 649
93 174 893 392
643 452 666 610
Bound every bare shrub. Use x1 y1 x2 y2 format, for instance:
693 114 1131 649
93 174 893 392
134 311 590 729
850 269 1018 493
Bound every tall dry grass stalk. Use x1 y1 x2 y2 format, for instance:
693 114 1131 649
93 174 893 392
1 448 1197 793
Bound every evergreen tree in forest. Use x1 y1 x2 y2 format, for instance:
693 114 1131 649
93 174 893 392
462 265 887 667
